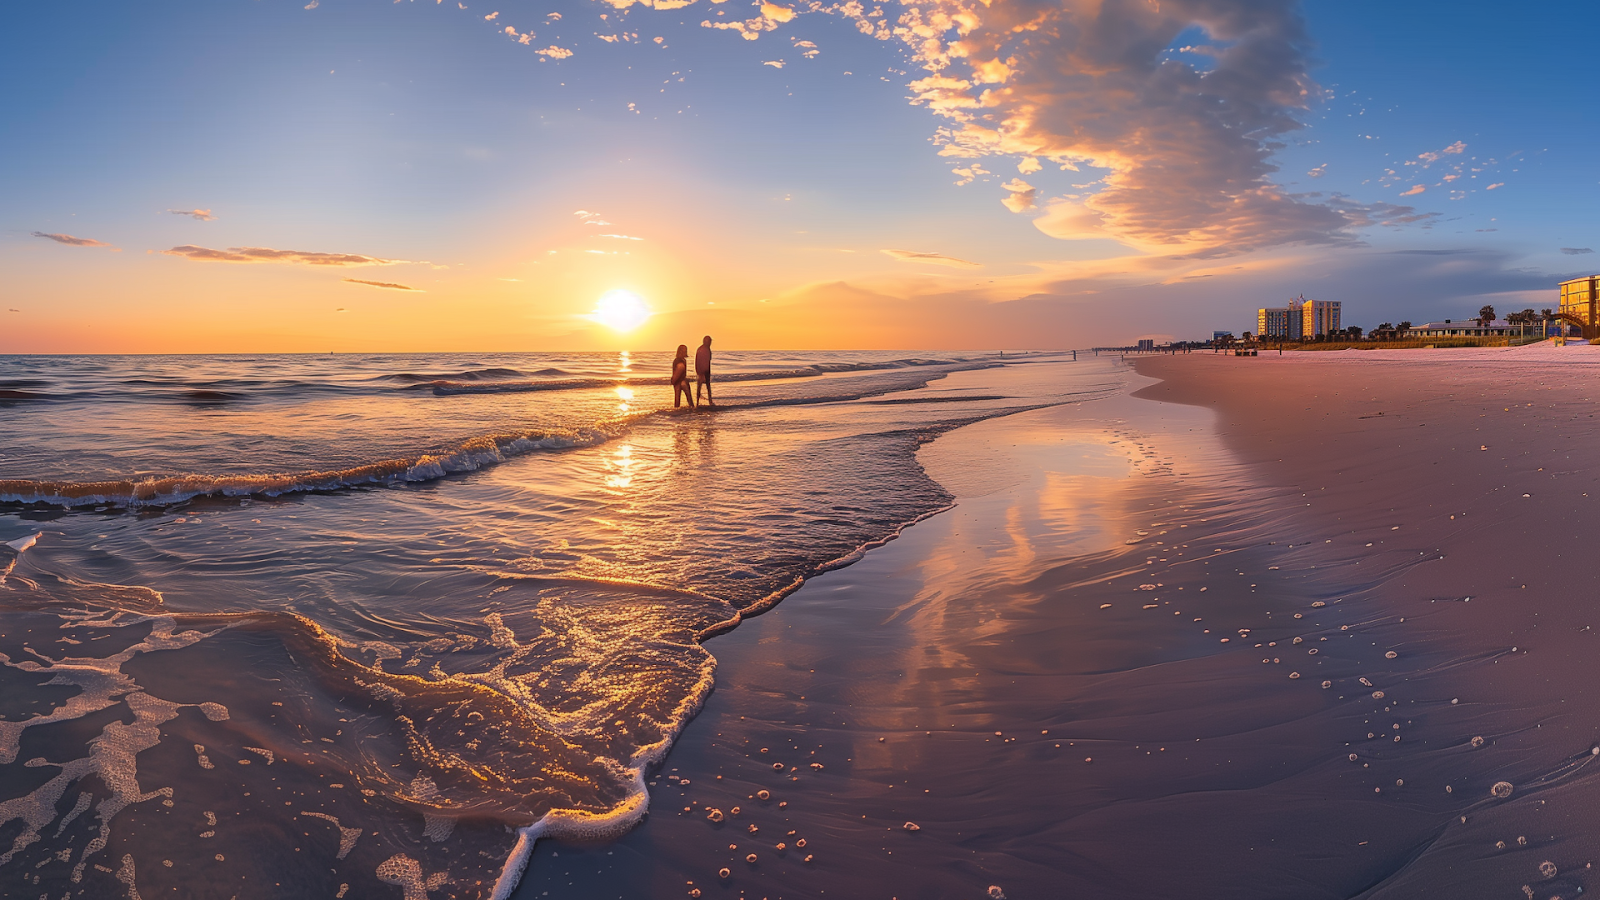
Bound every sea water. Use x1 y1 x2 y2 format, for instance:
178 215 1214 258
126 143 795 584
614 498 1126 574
0 350 1117 899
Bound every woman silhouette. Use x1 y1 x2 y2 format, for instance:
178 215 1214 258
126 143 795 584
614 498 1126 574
671 344 695 409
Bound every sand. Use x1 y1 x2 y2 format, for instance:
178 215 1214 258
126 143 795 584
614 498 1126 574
512 345 1600 900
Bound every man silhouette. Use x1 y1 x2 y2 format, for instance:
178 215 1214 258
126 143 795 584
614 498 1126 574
694 335 714 406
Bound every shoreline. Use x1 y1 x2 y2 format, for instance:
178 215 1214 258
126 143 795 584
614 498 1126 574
513 348 1600 898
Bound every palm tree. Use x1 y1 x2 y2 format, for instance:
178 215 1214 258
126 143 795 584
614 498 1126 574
1478 305 1496 327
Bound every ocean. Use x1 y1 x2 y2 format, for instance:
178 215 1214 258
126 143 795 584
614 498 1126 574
0 350 1113 899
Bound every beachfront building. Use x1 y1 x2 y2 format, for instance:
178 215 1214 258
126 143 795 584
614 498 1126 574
1560 276 1600 334
1256 295 1342 340
1257 306 1295 339
1408 320 1517 337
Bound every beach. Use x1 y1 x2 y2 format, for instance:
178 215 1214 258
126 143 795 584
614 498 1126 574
5 345 1600 899
515 345 1600 900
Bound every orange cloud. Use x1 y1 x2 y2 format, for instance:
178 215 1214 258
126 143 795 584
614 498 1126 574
168 209 216 221
160 245 403 266
33 232 115 248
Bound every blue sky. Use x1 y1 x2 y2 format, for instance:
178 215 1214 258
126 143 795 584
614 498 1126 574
2 0 1595 350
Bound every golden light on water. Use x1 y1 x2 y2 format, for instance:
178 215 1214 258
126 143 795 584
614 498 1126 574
605 443 636 489
615 385 634 414
591 290 651 332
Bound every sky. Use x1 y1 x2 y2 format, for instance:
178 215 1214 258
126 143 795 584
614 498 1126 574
3 0 1598 352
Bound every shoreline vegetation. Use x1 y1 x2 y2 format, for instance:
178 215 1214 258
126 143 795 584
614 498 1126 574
1281 335 1549 350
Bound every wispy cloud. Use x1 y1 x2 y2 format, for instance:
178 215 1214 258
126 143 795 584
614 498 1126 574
32 231 115 248
342 278 421 290
160 246 402 266
882 248 981 268
1399 185 1426 197
168 208 216 221
599 233 643 240
1561 247 1594 255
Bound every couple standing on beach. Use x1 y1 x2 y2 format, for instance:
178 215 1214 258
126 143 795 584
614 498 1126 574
671 335 714 409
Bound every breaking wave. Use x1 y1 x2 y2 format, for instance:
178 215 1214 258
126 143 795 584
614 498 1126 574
0 425 617 508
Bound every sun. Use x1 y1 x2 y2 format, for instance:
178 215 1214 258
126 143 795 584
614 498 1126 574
591 290 651 332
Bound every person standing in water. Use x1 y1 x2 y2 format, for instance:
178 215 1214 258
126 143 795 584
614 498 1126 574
671 344 695 409
694 335 714 407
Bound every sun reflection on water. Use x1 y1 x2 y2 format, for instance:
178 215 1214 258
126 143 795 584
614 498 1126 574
615 385 635 414
605 443 636 489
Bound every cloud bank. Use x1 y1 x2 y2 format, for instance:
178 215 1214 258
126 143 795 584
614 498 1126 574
160 246 402 266
33 231 114 248
672 0 1421 256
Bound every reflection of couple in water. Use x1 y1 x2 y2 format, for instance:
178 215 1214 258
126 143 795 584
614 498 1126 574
672 335 714 409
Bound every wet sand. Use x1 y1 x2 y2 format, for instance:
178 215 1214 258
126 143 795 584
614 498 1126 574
512 345 1600 900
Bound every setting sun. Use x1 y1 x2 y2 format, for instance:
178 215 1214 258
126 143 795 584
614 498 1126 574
591 290 651 333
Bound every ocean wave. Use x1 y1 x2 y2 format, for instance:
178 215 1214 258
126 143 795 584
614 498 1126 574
381 367 531 383
421 357 975 397
0 425 617 509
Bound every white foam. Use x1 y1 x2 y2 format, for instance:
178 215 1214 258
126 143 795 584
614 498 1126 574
0 616 228 877
0 425 617 509
4 532 39 552
301 812 361 859
375 854 449 900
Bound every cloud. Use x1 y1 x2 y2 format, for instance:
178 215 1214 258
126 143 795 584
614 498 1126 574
32 231 114 248
1415 141 1467 166
160 245 402 266
881 248 981 268
664 0 1416 255
1487 182 1505 190
1561 247 1594 255
342 278 421 290
1307 164 1327 179
762 60 785 68
599 233 643 240
536 45 573 58
168 209 216 221
1000 178 1037 213
1399 185 1426 196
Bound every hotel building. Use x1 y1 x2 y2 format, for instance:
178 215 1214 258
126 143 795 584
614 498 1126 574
1560 275 1600 333
1256 296 1342 339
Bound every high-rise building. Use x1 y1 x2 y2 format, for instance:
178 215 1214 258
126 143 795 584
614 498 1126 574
1257 306 1294 339
1256 295 1341 339
1300 298 1341 337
